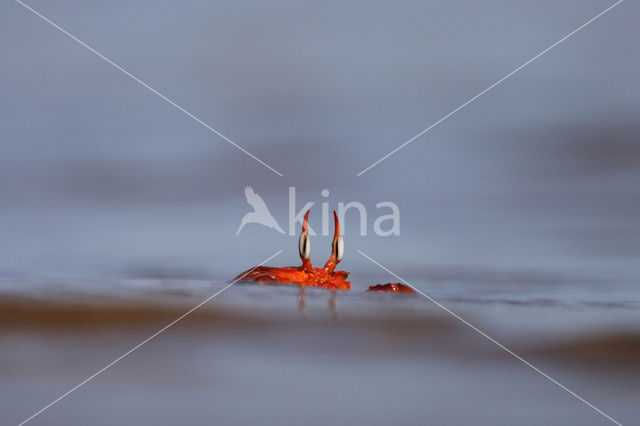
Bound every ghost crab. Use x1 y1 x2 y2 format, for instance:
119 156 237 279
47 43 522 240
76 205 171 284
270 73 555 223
236 209 415 294
236 210 350 290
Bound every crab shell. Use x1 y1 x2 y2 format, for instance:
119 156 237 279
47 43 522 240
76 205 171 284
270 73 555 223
237 265 350 290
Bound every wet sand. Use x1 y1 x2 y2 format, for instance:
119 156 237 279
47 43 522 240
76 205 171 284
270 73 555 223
1 279 639 425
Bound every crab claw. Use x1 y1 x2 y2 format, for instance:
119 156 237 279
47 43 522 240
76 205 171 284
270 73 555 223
323 211 344 274
298 209 313 272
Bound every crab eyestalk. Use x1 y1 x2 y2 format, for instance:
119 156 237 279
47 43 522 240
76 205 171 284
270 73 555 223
323 211 344 274
298 210 313 272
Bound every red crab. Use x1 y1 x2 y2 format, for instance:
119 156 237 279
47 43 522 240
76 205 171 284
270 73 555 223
236 210 350 290
236 209 415 294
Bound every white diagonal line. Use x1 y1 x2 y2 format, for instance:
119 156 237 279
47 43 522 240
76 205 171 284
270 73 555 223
15 0 284 177
356 0 623 176
17 250 282 426
357 249 622 425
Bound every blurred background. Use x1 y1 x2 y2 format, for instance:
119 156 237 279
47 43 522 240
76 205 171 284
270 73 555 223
1 1 639 425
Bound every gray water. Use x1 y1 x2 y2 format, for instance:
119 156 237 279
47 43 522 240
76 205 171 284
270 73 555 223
1 0 639 425
2 278 639 425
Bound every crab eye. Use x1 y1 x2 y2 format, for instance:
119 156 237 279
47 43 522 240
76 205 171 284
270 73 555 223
333 235 344 263
299 232 310 260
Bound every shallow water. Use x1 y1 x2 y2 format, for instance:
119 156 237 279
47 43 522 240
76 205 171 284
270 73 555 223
1 275 639 425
